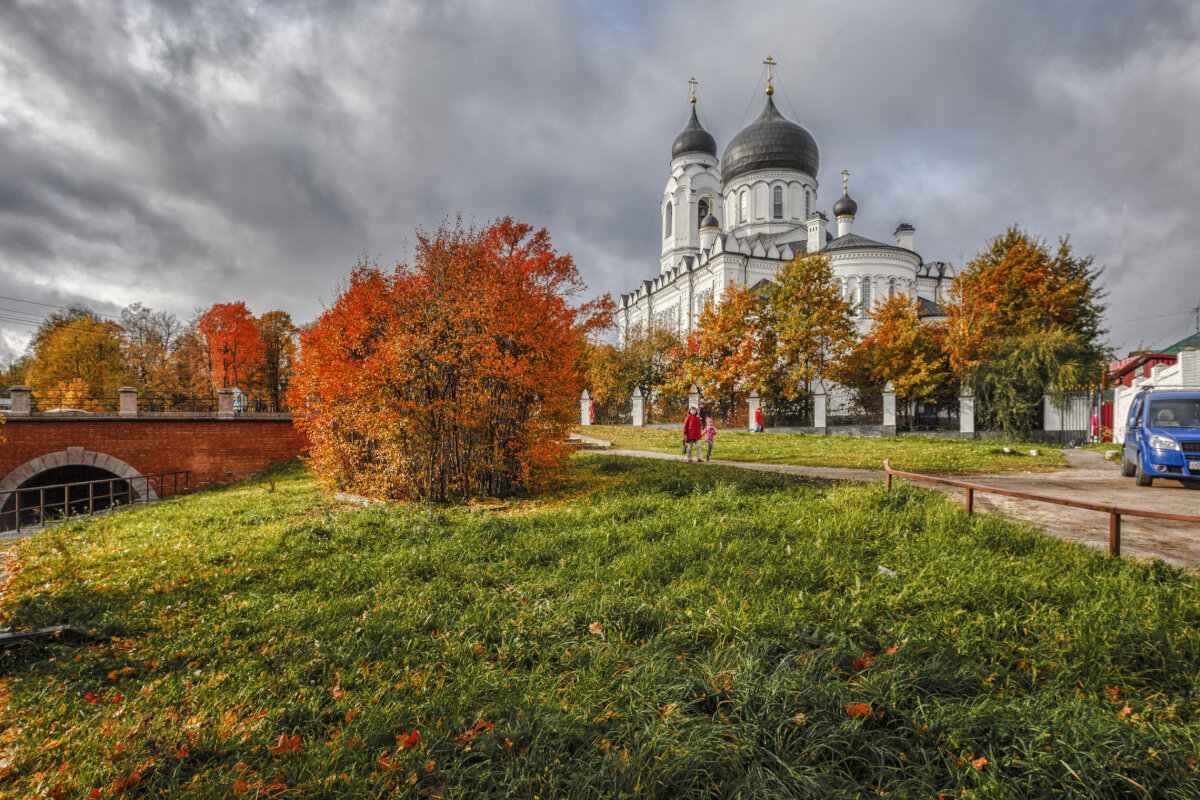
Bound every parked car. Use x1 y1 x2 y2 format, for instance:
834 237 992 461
1121 390 1200 486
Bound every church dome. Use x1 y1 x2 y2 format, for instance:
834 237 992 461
721 95 819 184
671 105 717 159
700 211 720 229
833 191 857 218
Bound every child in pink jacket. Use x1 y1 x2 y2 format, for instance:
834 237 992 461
702 417 717 462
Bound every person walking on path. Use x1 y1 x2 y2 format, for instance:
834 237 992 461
753 406 764 433
702 417 717 462
683 407 702 462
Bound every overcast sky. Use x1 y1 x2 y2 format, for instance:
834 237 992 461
2 0 1198 365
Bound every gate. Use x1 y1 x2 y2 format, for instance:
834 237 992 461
1047 389 1100 446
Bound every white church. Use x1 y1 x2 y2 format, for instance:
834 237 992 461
617 60 955 342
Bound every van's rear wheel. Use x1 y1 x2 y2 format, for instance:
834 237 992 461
1134 456 1153 487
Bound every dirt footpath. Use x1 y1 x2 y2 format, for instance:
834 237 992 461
604 446 1200 570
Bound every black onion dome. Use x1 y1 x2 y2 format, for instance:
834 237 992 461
721 95 819 184
833 191 857 218
700 211 720 229
671 105 717 159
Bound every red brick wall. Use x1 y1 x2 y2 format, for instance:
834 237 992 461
0 416 310 490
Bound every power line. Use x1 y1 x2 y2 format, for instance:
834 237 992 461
0 294 121 320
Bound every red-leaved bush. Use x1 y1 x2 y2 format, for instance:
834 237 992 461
290 217 611 501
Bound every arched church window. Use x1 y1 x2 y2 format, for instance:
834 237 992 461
860 277 871 317
698 198 708 229
888 278 896 298
664 201 673 238
739 191 748 223
773 186 783 219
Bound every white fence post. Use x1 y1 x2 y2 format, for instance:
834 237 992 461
813 382 827 435
959 387 975 438
688 384 701 412
747 391 761 432
631 387 645 427
882 381 897 436
580 389 592 426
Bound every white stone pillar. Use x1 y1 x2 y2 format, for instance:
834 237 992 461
631 387 645 427
218 388 236 418
813 383 827 434
688 384 701 412
747 391 761 432
8 385 31 416
580 389 592 426
959 388 975 438
1043 396 1062 433
118 386 138 417
882 381 897 436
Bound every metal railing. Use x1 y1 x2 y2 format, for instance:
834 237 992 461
883 460 1200 558
30 390 120 413
1 471 189 533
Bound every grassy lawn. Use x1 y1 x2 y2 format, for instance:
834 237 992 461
2 456 1199 798
579 425 1066 474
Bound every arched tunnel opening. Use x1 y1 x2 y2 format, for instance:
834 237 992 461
0 465 134 532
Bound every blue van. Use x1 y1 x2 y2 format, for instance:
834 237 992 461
1121 390 1200 486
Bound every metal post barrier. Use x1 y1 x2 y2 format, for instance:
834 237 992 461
884 460 1200 558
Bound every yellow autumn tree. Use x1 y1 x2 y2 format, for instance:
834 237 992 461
26 315 126 410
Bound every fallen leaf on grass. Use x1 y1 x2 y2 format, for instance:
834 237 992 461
588 622 603 636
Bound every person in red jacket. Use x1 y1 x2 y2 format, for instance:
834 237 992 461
683 407 702 462
753 405 764 433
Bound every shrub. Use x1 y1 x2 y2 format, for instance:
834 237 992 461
290 218 610 501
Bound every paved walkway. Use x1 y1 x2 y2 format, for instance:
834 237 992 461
593 444 1200 570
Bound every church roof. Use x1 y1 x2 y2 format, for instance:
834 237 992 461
824 232 902 252
672 105 718 159
917 297 944 318
721 95 819 184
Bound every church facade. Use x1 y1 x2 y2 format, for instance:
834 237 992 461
617 66 955 343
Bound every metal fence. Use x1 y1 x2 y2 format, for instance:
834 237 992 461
30 389 120 413
648 393 690 425
1 471 190 532
593 397 632 426
827 391 883 427
899 398 960 432
701 391 749 430
764 395 814 428
139 390 218 413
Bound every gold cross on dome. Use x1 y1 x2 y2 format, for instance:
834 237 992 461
842 168 850 194
763 55 777 95
688 76 697 104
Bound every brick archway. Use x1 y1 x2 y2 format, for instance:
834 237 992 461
0 447 158 504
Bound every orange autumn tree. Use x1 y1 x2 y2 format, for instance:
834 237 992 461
944 227 1107 437
195 302 265 390
838 294 951 405
666 284 762 420
290 217 612 502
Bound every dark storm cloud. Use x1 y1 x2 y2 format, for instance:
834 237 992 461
0 0 1197 363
